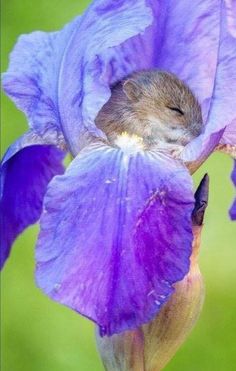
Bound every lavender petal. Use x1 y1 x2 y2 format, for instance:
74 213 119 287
36 143 194 335
2 1 153 155
230 160 236 220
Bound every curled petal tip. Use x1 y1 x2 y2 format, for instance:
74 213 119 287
192 173 209 226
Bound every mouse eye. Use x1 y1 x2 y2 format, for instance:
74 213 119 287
167 106 184 115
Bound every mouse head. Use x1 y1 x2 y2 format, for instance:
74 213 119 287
123 70 203 146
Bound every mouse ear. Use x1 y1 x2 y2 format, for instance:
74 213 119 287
123 79 142 102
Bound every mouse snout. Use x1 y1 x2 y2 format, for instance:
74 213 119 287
190 122 202 138
180 123 202 145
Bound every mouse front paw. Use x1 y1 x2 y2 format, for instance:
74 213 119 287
170 146 184 159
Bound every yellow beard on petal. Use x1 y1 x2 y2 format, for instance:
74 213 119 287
114 132 144 154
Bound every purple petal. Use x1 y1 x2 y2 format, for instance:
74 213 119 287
3 1 153 155
205 2 236 148
181 130 225 164
150 0 235 160
230 200 236 220
221 122 236 146
230 160 236 220
36 144 194 336
2 28 72 134
57 0 153 155
231 160 236 186
225 0 236 38
59 0 235 157
181 1 236 161
0 133 64 269
151 0 220 124
4 1 235 159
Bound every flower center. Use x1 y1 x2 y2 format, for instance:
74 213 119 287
114 132 144 154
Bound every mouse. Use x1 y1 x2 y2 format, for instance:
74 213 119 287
95 70 203 156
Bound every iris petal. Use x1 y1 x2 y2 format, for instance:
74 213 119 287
230 160 236 220
204 1 236 149
151 0 220 122
0 132 64 269
36 143 194 335
182 0 236 162
57 0 153 155
230 200 236 220
2 21 78 135
60 0 236 158
3 0 235 159
2 0 153 155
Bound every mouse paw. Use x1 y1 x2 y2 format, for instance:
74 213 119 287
170 146 183 159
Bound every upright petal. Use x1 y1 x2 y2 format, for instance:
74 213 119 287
2 1 153 155
151 0 221 122
182 1 236 162
58 0 232 157
0 132 64 269
4 0 235 160
205 1 236 147
57 0 153 154
225 0 236 38
36 143 194 336
58 0 235 159
2 22 78 134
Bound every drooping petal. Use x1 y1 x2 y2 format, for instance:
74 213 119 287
36 143 194 336
0 132 64 269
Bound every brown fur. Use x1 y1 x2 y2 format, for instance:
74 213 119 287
95 70 202 149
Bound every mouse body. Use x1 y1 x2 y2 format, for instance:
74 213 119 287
95 70 203 155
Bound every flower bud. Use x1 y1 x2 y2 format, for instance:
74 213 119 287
96 328 145 371
96 174 209 371
142 225 205 370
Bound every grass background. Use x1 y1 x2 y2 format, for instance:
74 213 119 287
1 1 236 370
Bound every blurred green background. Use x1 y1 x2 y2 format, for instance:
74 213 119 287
1 1 236 370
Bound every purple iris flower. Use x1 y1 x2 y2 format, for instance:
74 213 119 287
1 0 236 336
